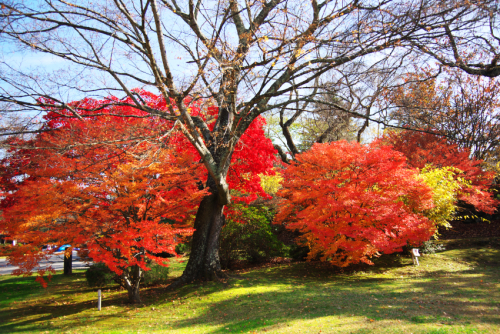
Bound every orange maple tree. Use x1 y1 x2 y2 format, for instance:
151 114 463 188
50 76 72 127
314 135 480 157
275 141 435 267
0 92 276 302
1 115 207 303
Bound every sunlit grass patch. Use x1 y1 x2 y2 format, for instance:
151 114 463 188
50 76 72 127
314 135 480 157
0 241 499 333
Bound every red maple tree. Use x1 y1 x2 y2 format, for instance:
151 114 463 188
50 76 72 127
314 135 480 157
1 113 208 303
275 141 435 267
0 92 276 302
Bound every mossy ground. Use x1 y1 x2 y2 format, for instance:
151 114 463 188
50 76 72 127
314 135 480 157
0 239 499 333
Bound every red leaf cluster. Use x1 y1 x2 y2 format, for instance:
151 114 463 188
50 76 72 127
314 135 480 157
0 91 276 280
1 123 206 277
379 130 497 214
275 141 435 267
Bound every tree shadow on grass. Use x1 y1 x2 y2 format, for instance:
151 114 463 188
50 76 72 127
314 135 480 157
0 276 47 308
0 272 135 333
159 251 500 334
1 248 499 333
0 269 233 333
164 267 499 333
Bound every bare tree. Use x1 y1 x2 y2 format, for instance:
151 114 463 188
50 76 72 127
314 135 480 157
271 59 405 160
405 0 500 78
302 88 358 146
0 0 497 286
386 67 500 161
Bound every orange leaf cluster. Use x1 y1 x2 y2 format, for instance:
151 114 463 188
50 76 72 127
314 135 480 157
383 67 500 161
275 141 435 267
1 111 206 278
0 91 277 283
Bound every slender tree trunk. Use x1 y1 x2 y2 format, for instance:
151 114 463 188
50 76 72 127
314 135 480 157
169 192 226 288
123 265 143 304
63 252 72 275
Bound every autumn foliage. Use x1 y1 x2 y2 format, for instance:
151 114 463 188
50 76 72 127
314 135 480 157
0 112 207 300
419 166 467 229
0 92 276 301
380 130 497 214
275 141 435 267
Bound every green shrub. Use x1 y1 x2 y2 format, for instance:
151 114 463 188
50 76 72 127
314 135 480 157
175 243 190 255
86 261 170 288
142 262 170 286
220 204 288 269
0 243 14 256
85 263 115 288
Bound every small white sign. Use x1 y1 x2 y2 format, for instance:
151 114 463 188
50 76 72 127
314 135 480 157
411 248 420 266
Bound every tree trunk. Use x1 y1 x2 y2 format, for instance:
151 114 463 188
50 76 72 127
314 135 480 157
169 192 226 288
122 265 143 304
127 284 142 304
169 104 234 289
63 251 72 275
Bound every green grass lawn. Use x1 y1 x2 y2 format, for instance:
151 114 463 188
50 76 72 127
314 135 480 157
1 239 499 334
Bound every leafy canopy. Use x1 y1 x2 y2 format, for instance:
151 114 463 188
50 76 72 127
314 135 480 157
0 92 277 287
1 111 206 288
380 130 497 214
276 141 435 267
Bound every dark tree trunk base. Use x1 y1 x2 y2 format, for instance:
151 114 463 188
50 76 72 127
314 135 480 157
63 252 72 275
126 287 142 304
167 193 226 290
120 265 143 304
166 269 228 291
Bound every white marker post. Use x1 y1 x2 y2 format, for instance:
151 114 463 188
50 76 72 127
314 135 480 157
98 289 102 311
412 248 420 266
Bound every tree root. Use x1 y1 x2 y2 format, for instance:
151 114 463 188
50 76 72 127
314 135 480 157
165 269 229 291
